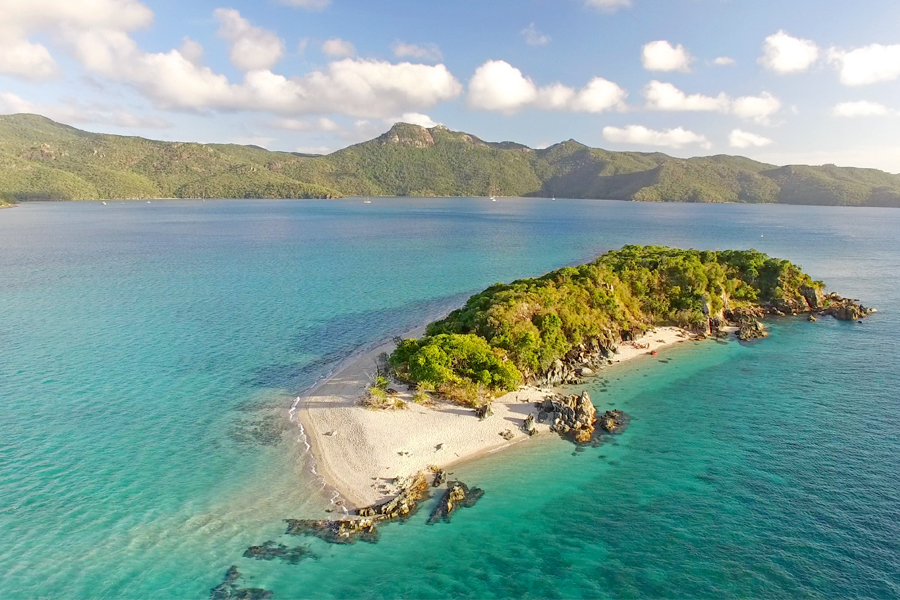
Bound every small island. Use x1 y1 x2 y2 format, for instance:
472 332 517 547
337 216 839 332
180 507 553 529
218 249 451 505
295 245 872 517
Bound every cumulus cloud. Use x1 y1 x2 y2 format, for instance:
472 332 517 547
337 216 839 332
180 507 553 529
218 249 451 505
268 117 341 131
712 56 736 67
214 9 284 71
832 101 892 117
603 125 711 149
584 0 631 12
644 81 729 112
0 91 172 128
642 41 693 72
729 129 773 148
278 0 330 10
828 44 900 86
521 23 550 46
759 30 819 74
0 0 153 80
643 82 782 124
322 38 356 58
467 60 626 114
391 41 442 62
385 112 440 128
732 92 782 124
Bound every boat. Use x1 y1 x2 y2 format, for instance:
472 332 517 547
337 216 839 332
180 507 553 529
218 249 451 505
363 198 372 204
490 196 496 201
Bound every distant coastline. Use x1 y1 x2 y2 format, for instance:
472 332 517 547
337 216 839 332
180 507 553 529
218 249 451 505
2 114 899 208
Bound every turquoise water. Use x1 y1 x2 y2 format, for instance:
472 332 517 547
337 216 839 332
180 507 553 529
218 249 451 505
1 198 898 598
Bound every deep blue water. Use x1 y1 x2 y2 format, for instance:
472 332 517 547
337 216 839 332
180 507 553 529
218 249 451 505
0 198 897 599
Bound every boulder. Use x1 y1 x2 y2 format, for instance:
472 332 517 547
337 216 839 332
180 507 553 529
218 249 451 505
800 285 825 310
427 482 484 524
523 413 536 436
475 403 493 420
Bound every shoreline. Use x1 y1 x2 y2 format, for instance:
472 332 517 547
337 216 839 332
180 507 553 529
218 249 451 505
293 325 699 511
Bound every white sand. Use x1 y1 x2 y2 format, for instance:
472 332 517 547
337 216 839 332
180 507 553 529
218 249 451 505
294 325 694 510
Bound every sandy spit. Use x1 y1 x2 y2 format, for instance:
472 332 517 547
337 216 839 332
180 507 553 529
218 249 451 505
293 325 695 510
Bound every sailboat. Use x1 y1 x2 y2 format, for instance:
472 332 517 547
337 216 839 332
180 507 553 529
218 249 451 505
363 197 372 204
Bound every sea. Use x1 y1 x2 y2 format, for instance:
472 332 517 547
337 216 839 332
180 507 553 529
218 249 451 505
0 198 897 599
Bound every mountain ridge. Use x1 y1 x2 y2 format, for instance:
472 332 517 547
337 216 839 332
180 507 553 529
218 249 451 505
1 113 898 208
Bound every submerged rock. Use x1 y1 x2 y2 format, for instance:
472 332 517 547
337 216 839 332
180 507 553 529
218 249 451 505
210 566 273 600
597 409 628 434
243 541 312 565
427 482 484 524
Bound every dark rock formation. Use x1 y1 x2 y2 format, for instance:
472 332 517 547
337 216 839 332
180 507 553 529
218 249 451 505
597 410 628 434
432 469 447 487
542 391 598 443
523 413 536 436
210 566 273 600
285 518 380 545
243 541 313 565
356 472 430 520
475 402 493 420
821 293 875 321
427 482 484 524
738 319 769 341
800 285 825 310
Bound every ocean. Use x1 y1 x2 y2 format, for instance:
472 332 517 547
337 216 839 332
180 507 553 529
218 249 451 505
0 198 897 598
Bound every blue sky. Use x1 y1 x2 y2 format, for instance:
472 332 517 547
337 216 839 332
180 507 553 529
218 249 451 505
1 0 899 171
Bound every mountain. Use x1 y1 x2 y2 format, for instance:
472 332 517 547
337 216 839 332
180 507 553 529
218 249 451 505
1 114 899 208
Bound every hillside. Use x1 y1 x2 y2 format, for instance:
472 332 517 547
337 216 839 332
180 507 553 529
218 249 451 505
1 114 899 207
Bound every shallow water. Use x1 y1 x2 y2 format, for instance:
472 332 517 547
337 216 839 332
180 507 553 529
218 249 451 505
0 198 897 598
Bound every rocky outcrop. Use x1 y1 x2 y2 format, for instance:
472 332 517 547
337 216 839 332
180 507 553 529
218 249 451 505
285 473 430 545
475 402 493 420
800 285 825 310
427 482 484 524
356 472 430 520
285 517 379 545
738 319 769 341
537 335 619 386
820 293 875 321
539 391 598 443
210 566 273 600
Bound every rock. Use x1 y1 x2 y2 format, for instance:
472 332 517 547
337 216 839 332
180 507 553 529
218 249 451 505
537 410 548 423
210 566 273 600
499 429 515 441
738 319 768 341
475 403 493 420
523 413 536 436
808 315 817 322
427 482 484 524
432 469 447 487
243 541 312 565
285 518 380 545
577 367 594 377
800 285 825 310
597 409 627 433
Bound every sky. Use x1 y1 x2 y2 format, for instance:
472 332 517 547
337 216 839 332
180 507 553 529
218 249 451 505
1 0 899 172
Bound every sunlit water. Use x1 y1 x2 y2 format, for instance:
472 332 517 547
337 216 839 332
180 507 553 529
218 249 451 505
0 198 897 598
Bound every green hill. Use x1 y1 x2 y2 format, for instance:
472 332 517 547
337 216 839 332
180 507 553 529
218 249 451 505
1 113 898 207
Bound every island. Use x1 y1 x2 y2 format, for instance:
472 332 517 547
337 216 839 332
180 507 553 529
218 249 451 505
293 245 873 534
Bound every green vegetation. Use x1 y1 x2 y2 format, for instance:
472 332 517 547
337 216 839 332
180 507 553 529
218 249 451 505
363 374 405 410
389 245 823 395
1 114 898 207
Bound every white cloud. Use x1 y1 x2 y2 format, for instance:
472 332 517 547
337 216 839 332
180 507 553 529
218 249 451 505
214 9 284 72
0 91 172 128
712 56 736 67
642 40 693 72
391 41 442 62
385 112 439 128
644 81 729 112
0 1 462 119
584 0 631 12
295 145 332 155
322 38 356 58
0 0 154 80
603 125 711 149
521 23 550 46
759 30 819 74
828 44 900 86
832 101 892 117
729 129 774 148
467 60 626 114
269 117 341 131
278 0 330 10
732 92 782 124
178 37 204 65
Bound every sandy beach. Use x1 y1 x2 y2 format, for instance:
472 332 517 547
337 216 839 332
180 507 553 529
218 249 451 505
294 325 696 510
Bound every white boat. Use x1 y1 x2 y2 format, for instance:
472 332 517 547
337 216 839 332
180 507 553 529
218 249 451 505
363 199 372 204
490 196 496 201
